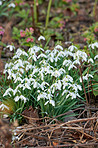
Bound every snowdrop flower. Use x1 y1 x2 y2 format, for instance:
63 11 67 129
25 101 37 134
28 52 37 61
3 114 8 118
77 85 82 91
38 70 44 80
51 80 62 93
6 45 15 51
55 45 63 50
13 48 28 59
39 82 49 90
37 53 47 59
62 90 68 96
89 42 98 49
45 50 51 54
88 58 94 63
24 83 31 90
64 50 73 57
80 74 93 82
47 52 54 63
8 3 15 8
62 75 73 83
28 46 44 54
50 99 55 106
57 51 65 57
74 50 87 62
14 77 23 83
3 88 13 97
59 68 66 74
45 99 55 106
68 64 77 70
38 35 45 41
68 92 76 99
94 55 98 60
73 60 80 65
4 62 14 69
14 95 27 103
25 64 33 71
65 41 72 44
63 59 72 66
14 96 19 102
0 104 9 110
33 81 39 88
0 1 2 5
37 92 47 101
68 45 77 52
70 83 82 92
52 70 61 77
13 88 21 96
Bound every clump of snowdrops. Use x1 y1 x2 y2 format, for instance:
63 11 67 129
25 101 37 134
0 37 98 122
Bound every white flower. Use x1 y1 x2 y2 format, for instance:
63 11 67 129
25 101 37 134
57 51 65 57
28 46 44 54
45 99 55 106
3 88 13 97
89 42 98 49
14 95 27 103
37 92 47 101
73 60 80 65
88 58 94 63
74 50 87 62
64 50 73 57
55 45 63 50
14 77 23 83
3 114 8 118
28 52 37 61
6 45 15 51
37 53 47 59
62 75 73 83
51 80 62 93
68 45 77 52
8 3 15 8
38 35 45 41
26 64 33 71
63 60 72 66
94 55 98 60
39 82 49 90
14 96 19 102
0 104 9 110
77 85 82 91
62 90 68 96
13 48 28 59
0 1 2 5
80 74 93 82
65 41 72 44
52 70 61 77
68 64 77 70
59 68 66 74
70 92 76 99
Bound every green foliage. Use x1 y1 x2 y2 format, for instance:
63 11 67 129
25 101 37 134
0 39 97 123
82 22 98 43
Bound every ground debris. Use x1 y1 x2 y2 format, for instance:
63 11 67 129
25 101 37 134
12 112 98 148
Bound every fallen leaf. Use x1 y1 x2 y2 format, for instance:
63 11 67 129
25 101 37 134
22 106 39 124
53 141 58 146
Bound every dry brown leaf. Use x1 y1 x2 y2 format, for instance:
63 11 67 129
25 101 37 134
52 141 58 146
1 21 12 44
22 106 39 124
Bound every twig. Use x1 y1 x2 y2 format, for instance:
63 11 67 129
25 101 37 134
61 116 98 125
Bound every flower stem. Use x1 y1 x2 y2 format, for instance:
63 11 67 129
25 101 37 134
45 0 52 29
79 65 89 106
34 0 37 24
